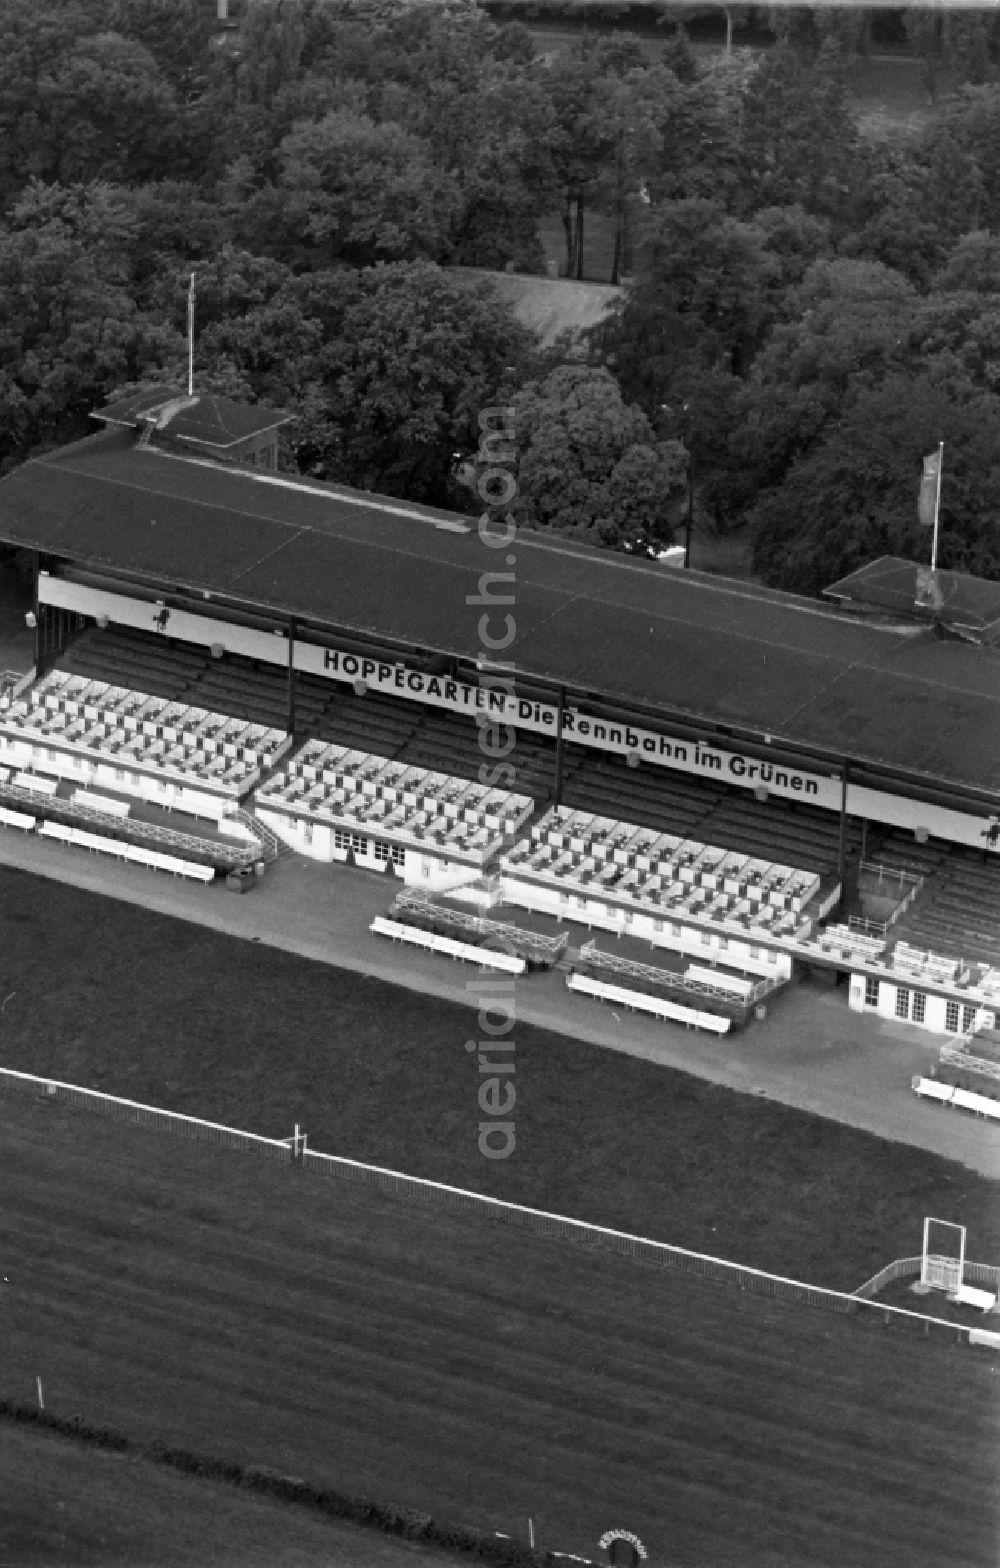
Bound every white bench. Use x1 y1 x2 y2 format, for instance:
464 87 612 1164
0 805 35 831
14 772 58 796
38 820 73 844
952 1283 997 1312
73 788 130 819
685 964 754 996
567 972 730 1034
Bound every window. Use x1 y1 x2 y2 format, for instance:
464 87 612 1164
895 987 910 1019
302 821 313 846
963 1005 977 1032
864 975 879 1008
912 992 926 1024
945 1000 960 1033
333 829 367 853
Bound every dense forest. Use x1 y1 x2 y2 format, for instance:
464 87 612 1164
2 0 999 594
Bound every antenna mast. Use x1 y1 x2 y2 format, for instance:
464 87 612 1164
187 272 196 398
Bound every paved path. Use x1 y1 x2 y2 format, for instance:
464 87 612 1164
1 828 998 1179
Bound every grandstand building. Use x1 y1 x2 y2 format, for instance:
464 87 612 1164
0 392 999 1040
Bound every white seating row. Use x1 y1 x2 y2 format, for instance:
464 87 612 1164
528 807 820 908
817 923 887 959
14 771 59 797
370 916 525 973
2 671 289 793
684 964 755 997
72 788 130 819
567 971 731 1034
952 1283 997 1311
0 805 35 831
261 743 533 862
893 941 959 982
503 847 813 942
37 819 215 880
912 1076 1000 1121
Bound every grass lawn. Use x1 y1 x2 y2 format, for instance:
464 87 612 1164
2 1099 997 1568
2 866 998 1292
0 1421 469 1568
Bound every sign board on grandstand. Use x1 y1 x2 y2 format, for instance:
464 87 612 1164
38 576 1000 853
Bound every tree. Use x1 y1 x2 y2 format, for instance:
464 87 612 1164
727 258 918 508
933 231 1000 295
0 0 112 205
285 261 531 504
108 0 219 98
0 180 178 470
512 365 687 551
540 38 654 280
276 110 459 267
28 31 179 190
599 198 779 410
737 44 861 225
749 373 1000 593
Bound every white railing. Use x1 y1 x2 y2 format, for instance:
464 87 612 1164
855 1254 1000 1298
0 1068 292 1159
940 1045 1000 1083
0 1065 990 1344
370 916 525 973
389 888 568 964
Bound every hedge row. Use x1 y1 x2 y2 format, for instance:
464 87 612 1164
0 1397 548 1566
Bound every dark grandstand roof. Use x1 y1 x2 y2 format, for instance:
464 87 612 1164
2 430 1000 798
92 389 293 448
825 556 1000 647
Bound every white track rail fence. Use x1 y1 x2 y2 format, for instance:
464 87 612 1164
0 1068 291 1161
0 1066 990 1344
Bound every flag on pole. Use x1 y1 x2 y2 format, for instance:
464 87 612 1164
917 448 940 528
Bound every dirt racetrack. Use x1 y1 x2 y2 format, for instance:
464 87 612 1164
1 1099 997 1568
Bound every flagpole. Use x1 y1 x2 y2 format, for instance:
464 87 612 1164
930 439 943 572
187 269 195 395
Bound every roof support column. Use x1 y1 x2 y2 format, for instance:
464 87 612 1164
286 618 296 735
837 759 851 910
31 550 40 671
553 685 566 808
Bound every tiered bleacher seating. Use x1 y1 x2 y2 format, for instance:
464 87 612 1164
311 689 421 757
562 750 723 836
0 670 289 804
887 837 1000 968
58 626 209 705
390 707 557 798
812 922 887 962
499 806 820 939
256 740 534 864
697 792 864 879
891 940 960 986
